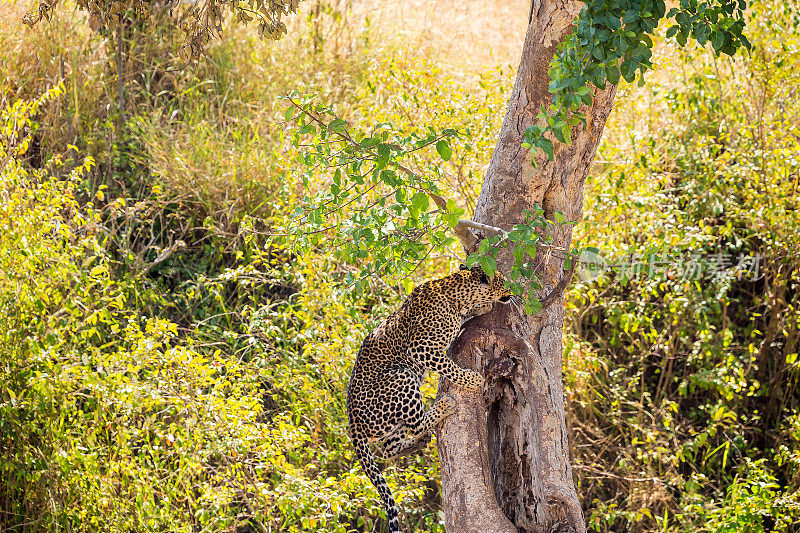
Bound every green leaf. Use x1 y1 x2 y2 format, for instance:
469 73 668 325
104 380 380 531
380 170 401 186
622 9 639 23
298 124 316 135
525 298 542 315
740 33 751 50
620 60 637 83
721 40 737 56
513 243 524 263
481 255 497 278
554 211 566 224
411 191 429 213
606 64 620 85
329 118 348 133
613 34 628 53
377 144 391 167
539 138 554 160
561 123 572 145
445 198 465 218
360 137 379 148
436 139 453 161
594 65 607 89
308 209 323 225
553 126 566 144
711 30 724 50
695 24 709 45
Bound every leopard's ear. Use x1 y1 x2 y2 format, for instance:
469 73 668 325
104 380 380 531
465 264 488 284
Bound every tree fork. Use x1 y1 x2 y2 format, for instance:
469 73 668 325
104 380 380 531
436 0 618 531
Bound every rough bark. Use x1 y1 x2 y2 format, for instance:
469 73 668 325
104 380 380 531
436 0 618 531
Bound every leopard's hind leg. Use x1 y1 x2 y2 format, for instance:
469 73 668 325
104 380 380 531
380 369 457 459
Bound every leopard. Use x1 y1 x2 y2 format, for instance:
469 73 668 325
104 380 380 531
346 264 514 533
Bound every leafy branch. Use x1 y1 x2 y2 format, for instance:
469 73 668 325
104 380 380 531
525 0 751 164
284 94 487 250
280 93 582 313
463 207 579 314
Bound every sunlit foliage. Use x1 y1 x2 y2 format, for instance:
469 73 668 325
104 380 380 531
567 1 800 529
2 0 799 532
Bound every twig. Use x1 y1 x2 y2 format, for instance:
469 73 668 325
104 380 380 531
287 96 483 251
138 240 186 277
539 259 577 312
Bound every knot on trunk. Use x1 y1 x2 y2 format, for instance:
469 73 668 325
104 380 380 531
452 325 532 406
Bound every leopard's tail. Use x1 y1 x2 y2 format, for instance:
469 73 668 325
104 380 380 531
353 436 400 533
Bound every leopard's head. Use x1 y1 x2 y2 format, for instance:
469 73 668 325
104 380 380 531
448 264 513 316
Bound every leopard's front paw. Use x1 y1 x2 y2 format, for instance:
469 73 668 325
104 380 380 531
438 393 457 416
468 302 493 317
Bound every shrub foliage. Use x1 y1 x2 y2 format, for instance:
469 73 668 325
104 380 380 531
1 0 799 532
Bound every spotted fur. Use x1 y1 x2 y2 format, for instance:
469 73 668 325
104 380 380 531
347 265 513 532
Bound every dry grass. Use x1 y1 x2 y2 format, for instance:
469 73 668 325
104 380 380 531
0 0 526 182
1 0 530 86
0 0 110 158
351 0 529 73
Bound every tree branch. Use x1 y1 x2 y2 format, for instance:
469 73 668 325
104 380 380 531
287 96 483 252
539 259 577 312
455 218 506 236
416 187 480 251
138 240 186 277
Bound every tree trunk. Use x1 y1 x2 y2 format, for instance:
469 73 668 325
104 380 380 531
436 1 618 531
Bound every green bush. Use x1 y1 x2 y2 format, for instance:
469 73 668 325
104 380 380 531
567 1 800 530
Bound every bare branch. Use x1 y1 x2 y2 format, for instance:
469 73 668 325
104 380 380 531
455 219 505 236
138 240 186 277
539 259 577 312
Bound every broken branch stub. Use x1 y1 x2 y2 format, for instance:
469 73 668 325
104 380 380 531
423 189 507 253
